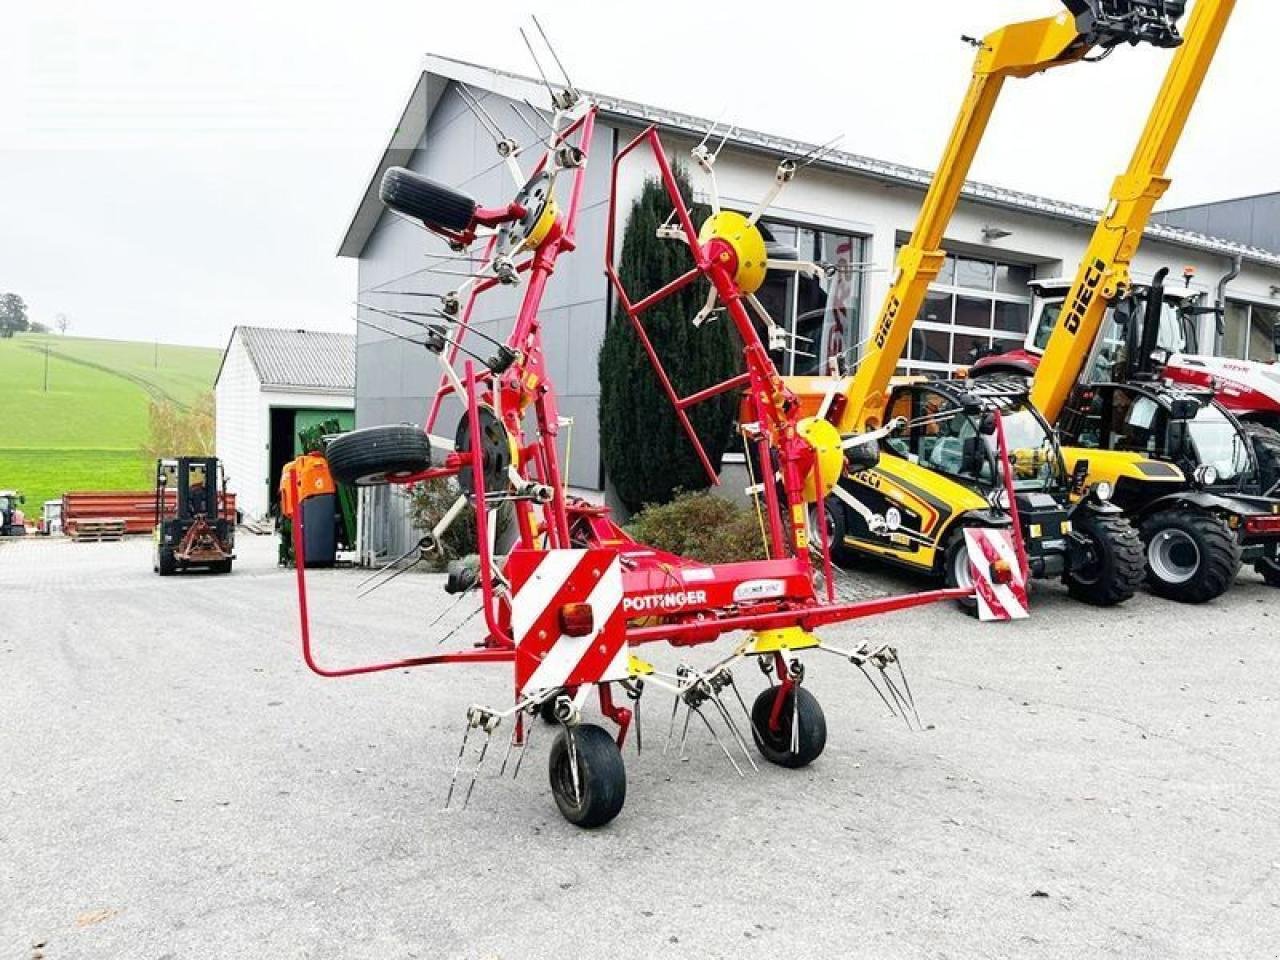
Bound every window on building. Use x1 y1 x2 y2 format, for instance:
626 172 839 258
754 219 868 376
1223 299 1280 362
900 252 1034 375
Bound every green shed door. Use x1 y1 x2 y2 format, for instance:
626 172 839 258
292 409 355 456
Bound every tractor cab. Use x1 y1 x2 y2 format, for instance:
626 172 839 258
153 457 235 575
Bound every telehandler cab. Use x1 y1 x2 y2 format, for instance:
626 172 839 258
788 0 1190 605
1051 270 1280 594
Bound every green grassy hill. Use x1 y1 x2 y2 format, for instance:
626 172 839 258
0 333 221 511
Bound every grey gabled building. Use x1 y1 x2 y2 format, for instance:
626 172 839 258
339 55 1280 495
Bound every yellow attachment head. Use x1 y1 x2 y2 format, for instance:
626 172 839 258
796 416 843 503
698 210 768 294
520 197 559 252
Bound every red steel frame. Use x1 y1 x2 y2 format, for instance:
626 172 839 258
291 116 1013 699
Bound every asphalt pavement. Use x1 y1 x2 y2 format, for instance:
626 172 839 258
3 532 1279 959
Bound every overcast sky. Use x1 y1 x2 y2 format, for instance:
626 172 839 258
2 1 1274 349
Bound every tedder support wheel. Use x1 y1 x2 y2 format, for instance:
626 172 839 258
326 424 433 486
750 685 826 768
1140 510 1242 604
809 497 859 568
548 723 626 829
1063 512 1144 606
942 529 980 617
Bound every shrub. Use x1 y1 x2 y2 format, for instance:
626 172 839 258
625 491 766 564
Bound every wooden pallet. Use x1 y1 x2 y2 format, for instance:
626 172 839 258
68 518 128 542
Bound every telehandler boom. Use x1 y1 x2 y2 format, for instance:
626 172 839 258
832 1 1187 434
1029 0 1236 422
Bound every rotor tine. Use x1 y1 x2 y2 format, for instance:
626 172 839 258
664 689 681 756
357 538 420 589
519 28 558 106
632 685 643 756
356 553 421 599
878 667 915 731
896 656 922 728
728 671 761 742
531 14 578 96
790 689 800 756
462 730 492 809
709 685 758 773
678 702 694 760
497 727 515 778
856 662 899 718
512 714 534 779
692 702 744 778
444 721 473 810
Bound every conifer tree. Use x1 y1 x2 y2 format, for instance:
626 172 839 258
598 166 739 511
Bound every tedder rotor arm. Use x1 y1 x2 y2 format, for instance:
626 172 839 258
831 1 1187 434
1030 0 1236 422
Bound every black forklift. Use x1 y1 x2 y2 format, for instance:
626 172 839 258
153 457 235 575
1057 269 1280 595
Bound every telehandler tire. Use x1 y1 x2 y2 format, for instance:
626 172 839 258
1140 509 1241 604
1255 547 1280 588
942 529 981 616
1063 512 1143 606
808 497 860 568
326 424 433 486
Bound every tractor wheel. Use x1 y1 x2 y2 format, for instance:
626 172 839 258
1063 512 1143 606
1140 510 1241 604
1255 546 1280 588
210 559 233 574
749 685 826 769
941 529 980 616
156 547 176 577
1240 421 1280 494
325 424 433 486
547 723 626 829
808 496 859 568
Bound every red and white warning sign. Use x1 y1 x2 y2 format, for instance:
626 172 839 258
963 528 1030 622
506 548 628 698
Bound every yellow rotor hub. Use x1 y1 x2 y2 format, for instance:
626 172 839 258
698 210 768 294
797 416 843 503
521 197 559 252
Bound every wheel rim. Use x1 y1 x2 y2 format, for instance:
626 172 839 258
951 541 974 589
1148 528 1201 585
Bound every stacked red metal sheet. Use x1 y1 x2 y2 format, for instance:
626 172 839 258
62 491 237 537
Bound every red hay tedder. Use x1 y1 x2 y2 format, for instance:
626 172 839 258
292 33 1028 828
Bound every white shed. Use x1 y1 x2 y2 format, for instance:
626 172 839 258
214 326 355 521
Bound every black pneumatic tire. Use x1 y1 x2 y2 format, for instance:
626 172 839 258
547 724 626 829
1064 512 1144 606
1256 551 1280 588
156 547 176 576
1140 509 1242 604
379 167 477 233
750 686 827 769
326 425 433 486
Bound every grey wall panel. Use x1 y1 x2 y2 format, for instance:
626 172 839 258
355 101 617 489
555 394 601 490
1155 194 1280 255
